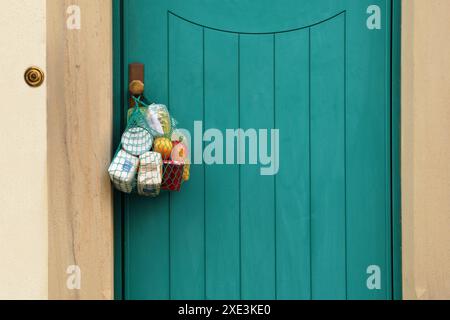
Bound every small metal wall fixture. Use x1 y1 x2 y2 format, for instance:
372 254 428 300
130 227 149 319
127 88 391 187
24 66 45 87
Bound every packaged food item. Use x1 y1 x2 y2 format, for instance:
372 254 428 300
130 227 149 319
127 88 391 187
146 110 165 136
171 129 188 144
138 152 163 197
171 142 189 162
108 150 139 193
121 127 153 156
171 141 190 181
153 137 173 160
147 104 172 135
161 161 184 191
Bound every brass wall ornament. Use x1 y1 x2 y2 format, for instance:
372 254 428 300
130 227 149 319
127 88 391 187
24 66 45 87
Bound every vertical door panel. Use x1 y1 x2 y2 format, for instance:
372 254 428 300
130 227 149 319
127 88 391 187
346 1 391 299
275 30 311 300
124 1 170 300
204 30 241 300
168 16 205 300
239 34 276 300
310 14 346 299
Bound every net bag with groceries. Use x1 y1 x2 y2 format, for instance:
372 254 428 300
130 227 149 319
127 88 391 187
108 96 190 197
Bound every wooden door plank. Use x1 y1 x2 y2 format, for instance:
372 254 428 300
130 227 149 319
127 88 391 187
204 30 241 299
275 29 311 300
310 15 346 299
168 15 206 300
240 34 276 299
123 0 171 300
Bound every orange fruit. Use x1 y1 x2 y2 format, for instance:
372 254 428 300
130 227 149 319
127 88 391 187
153 137 173 160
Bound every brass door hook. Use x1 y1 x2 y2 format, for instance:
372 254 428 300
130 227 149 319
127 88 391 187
129 63 145 108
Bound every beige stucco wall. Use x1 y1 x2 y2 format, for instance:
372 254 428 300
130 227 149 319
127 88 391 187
0 0 48 299
402 0 450 300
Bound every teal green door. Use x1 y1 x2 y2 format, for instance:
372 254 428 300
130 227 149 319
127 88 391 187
114 0 401 300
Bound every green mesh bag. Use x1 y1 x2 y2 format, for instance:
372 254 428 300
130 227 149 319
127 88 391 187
108 96 190 197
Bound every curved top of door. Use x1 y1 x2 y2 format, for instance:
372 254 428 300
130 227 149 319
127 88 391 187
168 0 348 34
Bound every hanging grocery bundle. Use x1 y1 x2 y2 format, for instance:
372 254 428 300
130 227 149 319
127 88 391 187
108 95 190 197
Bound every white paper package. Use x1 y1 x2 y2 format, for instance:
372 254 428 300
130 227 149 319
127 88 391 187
121 127 153 156
146 104 171 136
138 151 163 197
108 149 139 193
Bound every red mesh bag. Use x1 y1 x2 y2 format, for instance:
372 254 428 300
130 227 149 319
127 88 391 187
161 161 184 191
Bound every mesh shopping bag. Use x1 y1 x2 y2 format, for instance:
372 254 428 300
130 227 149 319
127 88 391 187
108 95 189 197
109 99 154 194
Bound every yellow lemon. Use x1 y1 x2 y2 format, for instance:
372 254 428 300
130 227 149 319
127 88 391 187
183 164 190 181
